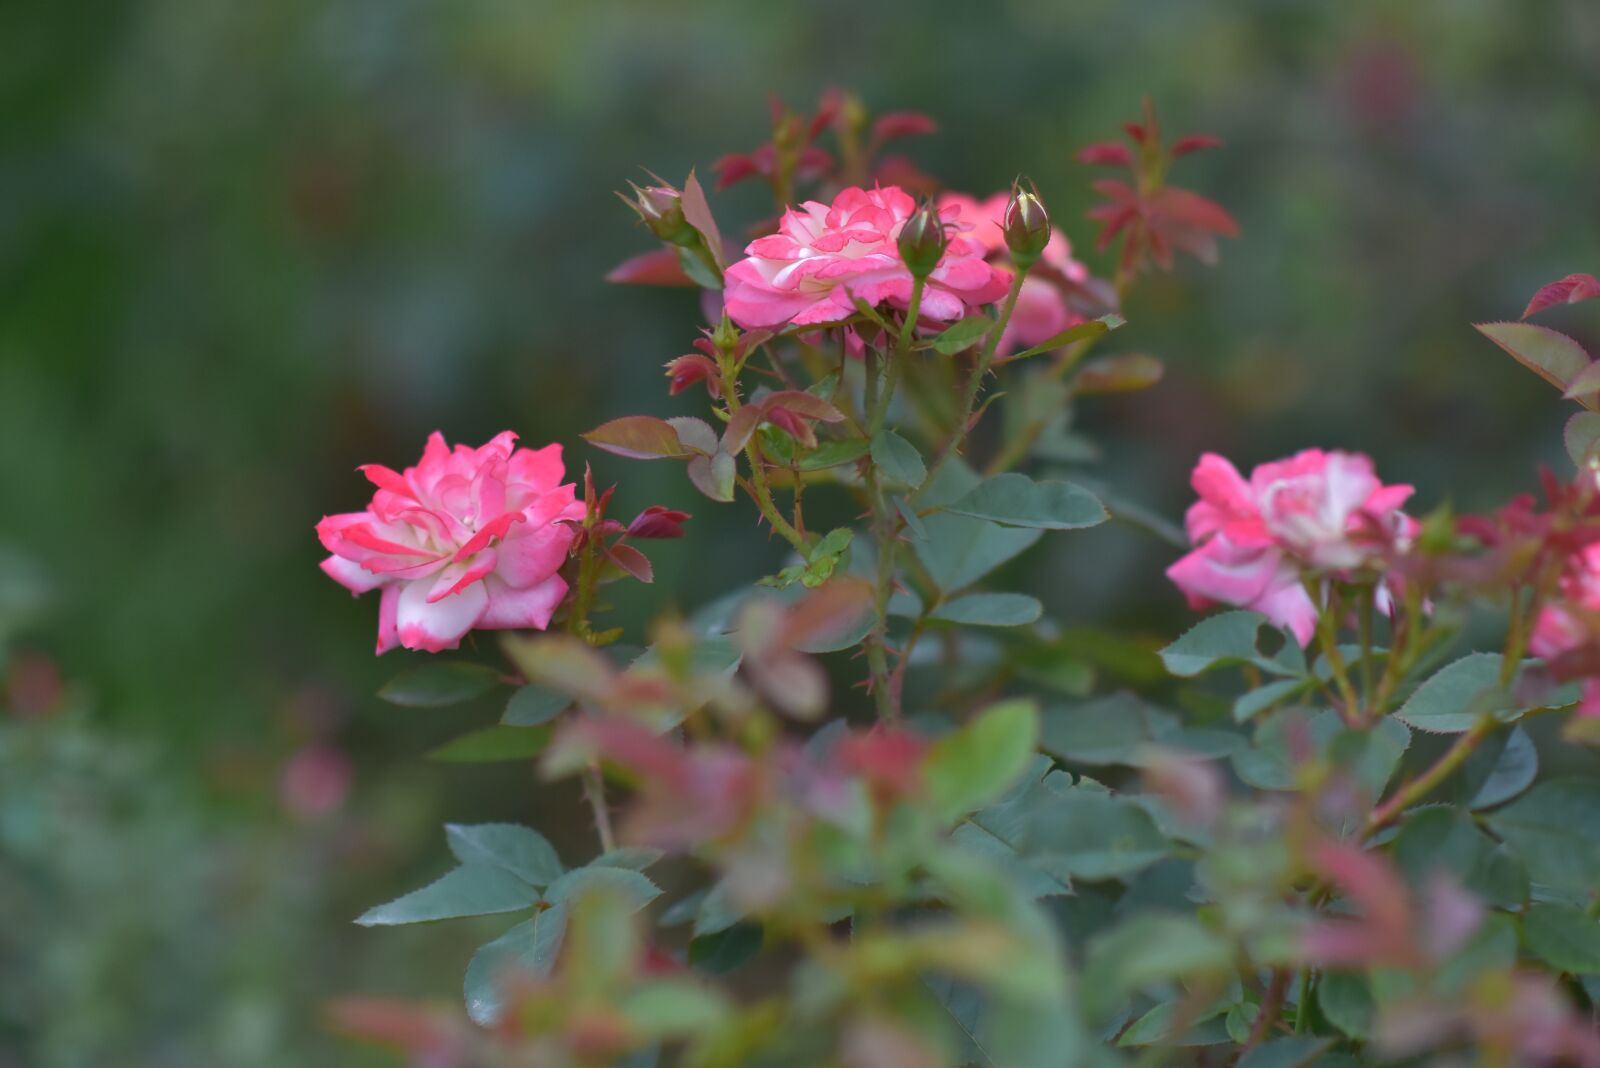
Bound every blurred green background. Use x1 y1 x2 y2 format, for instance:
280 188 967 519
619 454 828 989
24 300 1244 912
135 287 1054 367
3 0 1599 1062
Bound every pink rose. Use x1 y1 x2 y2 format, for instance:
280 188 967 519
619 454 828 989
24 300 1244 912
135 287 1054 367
722 185 1010 330
936 191 1090 356
317 431 583 653
1167 449 1416 645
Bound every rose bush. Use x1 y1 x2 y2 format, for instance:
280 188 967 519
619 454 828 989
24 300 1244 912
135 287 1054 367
322 93 1600 1067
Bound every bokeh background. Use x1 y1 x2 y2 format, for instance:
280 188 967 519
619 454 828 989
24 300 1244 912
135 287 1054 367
4 0 1600 1062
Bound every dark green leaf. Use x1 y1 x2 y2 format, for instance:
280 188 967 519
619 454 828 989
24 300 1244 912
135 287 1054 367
356 864 537 926
1082 914 1231 1019
1391 807 1527 908
378 661 499 708
445 823 564 888
931 592 1042 627
1522 903 1600 974
870 429 927 489
1021 788 1170 881
502 683 571 726
1463 725 1538 810
427 725 552 763
946 473 1107 530
688 923 762 974
1486 778 1600 897
1117 1001 1230 1046
1233 677 1313 723
1316 972 1372 1039
1237 1037 1334 1068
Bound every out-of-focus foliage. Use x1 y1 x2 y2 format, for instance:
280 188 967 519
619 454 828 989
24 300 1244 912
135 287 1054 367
5 0 1600 1062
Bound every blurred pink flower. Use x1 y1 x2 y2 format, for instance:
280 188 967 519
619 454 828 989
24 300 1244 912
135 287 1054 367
280 744 351 819
317 432 583 653
937 191 1090 356
1529 543 1600 717
722 185 1010 330
1167 449 1416 644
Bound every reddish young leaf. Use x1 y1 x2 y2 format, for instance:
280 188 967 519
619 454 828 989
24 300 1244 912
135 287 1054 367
665 353 722 397
1077 141 1135 168
871 111 939 144
712 152 760 189
1150 187 1240 238
626 506 690 540
606 543 654 583
760 390 847 424
583 416 694 460
1522 272 1600 319
605 248 695 287
1171 134 1224 157
680 169 724 269
1475 321 1593 392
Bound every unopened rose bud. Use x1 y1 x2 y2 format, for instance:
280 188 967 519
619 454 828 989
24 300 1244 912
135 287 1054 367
1003 185 1051 268
624 181 696 245
896 201 946 280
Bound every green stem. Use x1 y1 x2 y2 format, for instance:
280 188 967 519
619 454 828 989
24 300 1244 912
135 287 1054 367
718 356 808 552
919 268 1027 494
1293 969 1312 1033
582 763 616 853
860 283 924 721
1365 716 1496 836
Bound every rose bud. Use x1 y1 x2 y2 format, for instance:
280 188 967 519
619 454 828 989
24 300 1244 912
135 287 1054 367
623 181 696 246
1003 184 1051 268
896 199 947 280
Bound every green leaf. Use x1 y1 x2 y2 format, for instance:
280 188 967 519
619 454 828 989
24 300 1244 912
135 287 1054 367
931 592 1043 627
1039 691 1170 766
1160 611 1306 678
1467 725 1538 809
356 864 538 926
378 661 500 708
1486 778 1600 897
931 314 996 355
1566 411 1600 468
1565 358 1600 400
945 474 1107 530
427 725 552 763
463 906 567 1024
583 415 694 460
915 512 1042 591
870 429 927 489
592 846 663 871
620 980 731 1039
1475 321 1593 395
1394 653 1539 733
1522 903 1600 974
1007 313 1126 363
1082 914 1231 1019
1316 972 1372 1039
544 865 661 910
1233 710 1409 796
502 683 571 726
445 823 564 888
1117 1001 1230 1046
1233 677 1313 723
686 451 736 502
797 438 869 471
925 699 1040 823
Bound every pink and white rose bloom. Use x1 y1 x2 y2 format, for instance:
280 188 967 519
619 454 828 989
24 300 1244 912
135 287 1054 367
936 191 1090 355
1167 449 1416 645
722 185 1010 330
317 431 583 653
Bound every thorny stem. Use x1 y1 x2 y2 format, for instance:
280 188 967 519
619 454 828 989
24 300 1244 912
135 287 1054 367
1365 716 1496 836
1243 968 1290 1053
1311 581 1361 727
719 355 809 552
